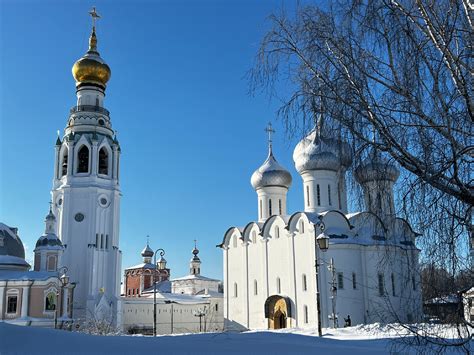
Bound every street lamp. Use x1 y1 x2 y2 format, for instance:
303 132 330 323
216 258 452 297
153 248 166 337
55 266 69 329
315 224 329 337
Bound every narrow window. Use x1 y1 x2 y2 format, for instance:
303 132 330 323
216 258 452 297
77 145 89 173
306 185 310 206
352 273 357 290
259 200 262 219
105 234 109 249
215 304 218 312
100 234 104 249
47 256 57 271
304 305 308 323
337 273 344 289
277 277 281 293
234 283 238 297
269 199 272 216
391 273 396 296
378 274 385 296
317 184 321 206
254 280 258 295
412 276 416 291
302 274 307 291
279 199 282 215
98 147 109 175
61 149 68 177
275 226 280 239
328 185 332 206
7 296 17 313
95 233 99 248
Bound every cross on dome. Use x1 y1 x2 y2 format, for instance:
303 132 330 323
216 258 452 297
265 122 275 150
89 7 101 29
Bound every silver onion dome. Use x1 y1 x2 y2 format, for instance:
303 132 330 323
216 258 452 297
251 147 293 191
141 243 154 258
355 149 400 184
35 233 63 249
293 128 352 174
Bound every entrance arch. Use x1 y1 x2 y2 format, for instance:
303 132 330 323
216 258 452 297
264 295 292 329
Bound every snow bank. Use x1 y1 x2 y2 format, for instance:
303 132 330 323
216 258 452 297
0 322 470 354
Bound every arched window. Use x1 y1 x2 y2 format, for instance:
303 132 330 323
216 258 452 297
277 277 281 293
61 148 68 177
300 220 305 233
234 283 238 297
391 273 396 296
77 145 89 173
317 184 321 206
254 280 258 295
306 185 310 206
279 199 282 215
302 274 307 291
98 147 109 175
304 305 309 323
268 199 272 216
45 291 57 311
275 226 280 239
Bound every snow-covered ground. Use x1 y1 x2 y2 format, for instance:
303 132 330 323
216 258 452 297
0 323 471 354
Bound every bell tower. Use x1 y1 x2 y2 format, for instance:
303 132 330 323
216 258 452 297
51 8 122 323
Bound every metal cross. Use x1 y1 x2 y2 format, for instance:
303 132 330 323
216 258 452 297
89 7 101 28
194 239 197 249
265 122 275 146
146 235 150 246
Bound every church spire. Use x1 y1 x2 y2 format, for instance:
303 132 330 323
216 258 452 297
190 240 201 276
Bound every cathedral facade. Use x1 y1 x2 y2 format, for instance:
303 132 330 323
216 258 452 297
220 123 422 330
50 12 122 323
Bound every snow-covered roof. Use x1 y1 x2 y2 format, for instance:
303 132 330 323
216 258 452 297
425 294 460 305
0 270 59 281
125 262 155 270
171 274 220 282
142 280 171 293
0 255 30 270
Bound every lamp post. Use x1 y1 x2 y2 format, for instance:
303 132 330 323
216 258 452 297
315 224 329 337
153 248 166 337
56 266 69 330
193 307 207 332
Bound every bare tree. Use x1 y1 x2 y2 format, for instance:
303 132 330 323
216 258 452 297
250 0 473 349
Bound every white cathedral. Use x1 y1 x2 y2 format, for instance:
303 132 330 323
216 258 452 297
220 122 422 330
50 14 122 323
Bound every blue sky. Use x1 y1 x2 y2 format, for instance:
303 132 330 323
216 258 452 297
0 0 315 280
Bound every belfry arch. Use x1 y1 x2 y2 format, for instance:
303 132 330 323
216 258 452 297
264 295 292 329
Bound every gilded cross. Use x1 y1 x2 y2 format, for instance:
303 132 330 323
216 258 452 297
89 7 101 28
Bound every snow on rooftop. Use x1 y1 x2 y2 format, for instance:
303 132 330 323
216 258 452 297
171 274 220 282
0 270 58 281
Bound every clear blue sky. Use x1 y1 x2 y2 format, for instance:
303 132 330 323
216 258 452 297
0 0 315 281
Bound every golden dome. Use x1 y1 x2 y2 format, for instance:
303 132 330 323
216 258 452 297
72 27 111 88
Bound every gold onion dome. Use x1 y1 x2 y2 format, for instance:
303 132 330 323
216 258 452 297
72 27 111 88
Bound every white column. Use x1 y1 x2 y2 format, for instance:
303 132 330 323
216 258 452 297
54 145 60 181
21 283 32 318
66 141 74 176
91 141 98 175
112 146 119 181
0 285 5 319
62 287 69 318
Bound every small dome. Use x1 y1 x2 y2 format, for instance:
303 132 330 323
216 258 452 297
355 150 400 184
72 28 111 88
251 148 292 190
35 233 63 250
293 128 352 174
141 244 154 258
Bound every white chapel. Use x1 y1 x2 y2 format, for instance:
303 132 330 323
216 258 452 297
220 121 422 330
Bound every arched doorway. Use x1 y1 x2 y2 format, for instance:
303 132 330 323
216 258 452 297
264 295 292 329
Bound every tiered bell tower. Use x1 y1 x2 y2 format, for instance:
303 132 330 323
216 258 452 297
51 8 122 323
